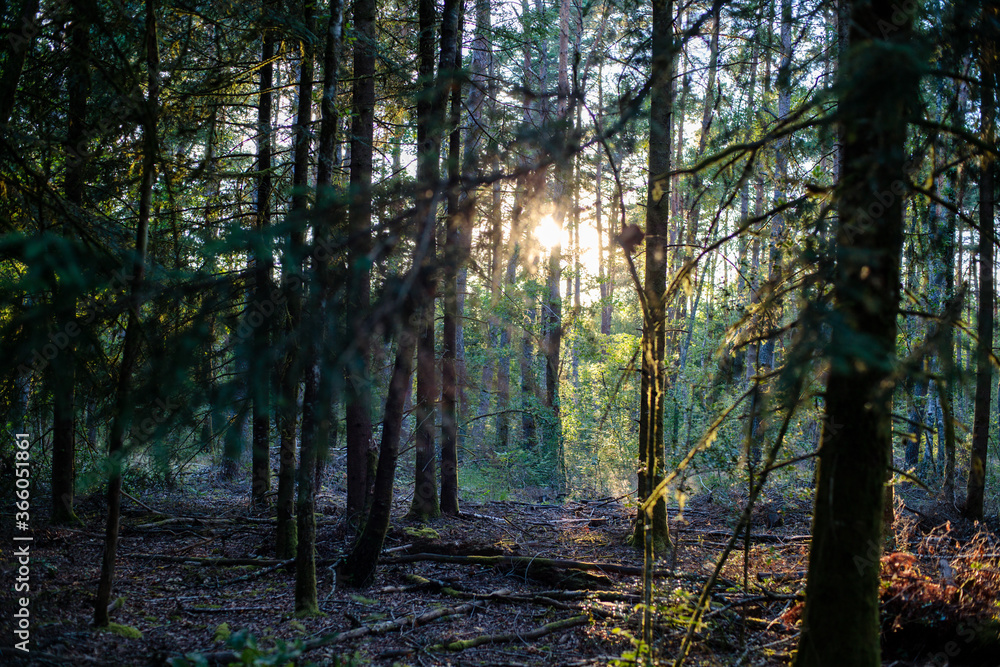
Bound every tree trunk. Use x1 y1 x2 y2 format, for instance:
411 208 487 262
409 0 456 520
941 163 960 502
94 0 158 626
276 0 315 561
596 70 611 336
632 0 673 557
965 13 995 520
52 0 89 525
439 0 464 517
345 0 377 527
906 372 925 471
341 166 440 586
540 0 569 485
340 328 418 587
793 0 916 662
295 0 343 616
759 0 790 374
251 0 275 510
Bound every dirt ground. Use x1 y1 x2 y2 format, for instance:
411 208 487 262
2 468 997 666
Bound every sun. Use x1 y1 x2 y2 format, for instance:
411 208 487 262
535 214 563 251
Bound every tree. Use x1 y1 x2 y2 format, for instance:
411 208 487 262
965 1 996 521
338 321 418 587
51 0 91 526
345 0 377 526
408 0 444 521
95 0 160 627
632 0 674 557
296 0 345 617
251 0 276 510
793 0 920 662
275 0 317 561
440 0 466 517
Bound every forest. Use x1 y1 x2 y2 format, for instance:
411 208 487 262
1 0 999 663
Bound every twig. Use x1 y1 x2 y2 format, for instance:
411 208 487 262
213 558 296 587
121 489 162 514
133 554 286 567
428 614 588 652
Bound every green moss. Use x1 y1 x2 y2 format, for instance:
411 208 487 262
404 526 440 539
105 622 143 640
349 594 379 605
294 606 322 619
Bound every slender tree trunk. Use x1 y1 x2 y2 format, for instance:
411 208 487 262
275 0 315 561
52 1 90 525
540 0 569 485
793 0 916 662
632 0 673 557
596 70 611 336
745 3 765 459
345 0 377 526
440 0 464 516
410 0 457 520
296 0 343 616
759 0 790 373
471 114 497 456
94 0 158 626
410 0 439 521
341 134 441 586
906 371 925 470
251 1 275 510
340 326 418 587
311 0 345 489
497 246 517 452
942 158 961 502
682 1 721 249
965 16 995 520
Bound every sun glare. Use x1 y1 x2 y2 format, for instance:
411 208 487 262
535 214 563 251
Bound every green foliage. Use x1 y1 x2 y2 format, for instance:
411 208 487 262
170 629 305 667
610 627 650 666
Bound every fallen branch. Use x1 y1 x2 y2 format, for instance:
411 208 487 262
687 529 804 544
706 593 801 618
135 554 285 567
134 517 232 529
121 489 162 515
461 512 506 523
428 614 588 652
384 552 638 575
755 570 806 583
180 605 273 613
315 602 475 644
384 552 723 583
213 558 296 587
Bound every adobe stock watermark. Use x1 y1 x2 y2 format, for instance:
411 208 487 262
12 432 33 653
926 616 1000 666
841 180 907 244
875 0 919 38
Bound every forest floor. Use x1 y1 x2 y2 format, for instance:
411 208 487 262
3 466 999 667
